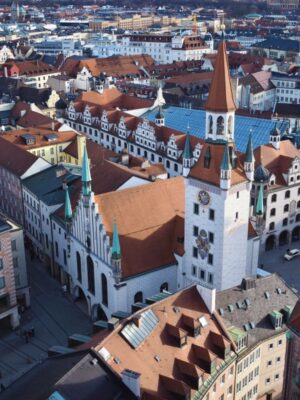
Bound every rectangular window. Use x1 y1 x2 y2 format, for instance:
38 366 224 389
11 239 16 251
13 257 18 268
55 242 59 258
208 253 213 265
208 273 213 284
235 212 239 220
209 209 215 221
194 203 199 215
193 247 198 258
193 226 199 237
237 191 239 198
0 258 3 270
63 249 67 266
265 377 271 385
209 232 214 244
268 343 274 350
192 265 196 276
200 269 205 280
0 277 5 289
275 373 279 381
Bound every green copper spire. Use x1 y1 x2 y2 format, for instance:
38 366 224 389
112 222 121 260
256 184 264 215
245 132 254 163
82 144 91 196
221 143 232 171
183 131 192 160
64 186 72 221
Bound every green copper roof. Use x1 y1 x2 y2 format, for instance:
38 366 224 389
112 222 121 259
82 145 91 183
256 184 264 215
220 143 232 171
183 132 193 159
228 326 246 342
64 187 72 221
245 133 254 163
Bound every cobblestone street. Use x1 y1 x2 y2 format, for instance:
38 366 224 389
0 254 92 391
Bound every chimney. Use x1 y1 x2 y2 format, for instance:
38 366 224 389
121 369 141 398
107 317 119 331
242 277 256 290
77 134 86 164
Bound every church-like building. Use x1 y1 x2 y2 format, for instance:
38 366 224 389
48 38 263 320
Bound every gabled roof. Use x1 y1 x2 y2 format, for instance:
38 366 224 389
189 142 246 187
205 40 236 113
94 177 184 278
0 136 42 177
95 285 234 399
216 274 298 348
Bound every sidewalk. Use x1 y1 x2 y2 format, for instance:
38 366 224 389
0 254 92 390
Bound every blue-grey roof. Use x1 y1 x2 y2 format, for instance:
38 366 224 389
23 165 80 206
144 106 289 152
252 38 300 52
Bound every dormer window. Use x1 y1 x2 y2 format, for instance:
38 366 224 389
270 310 283 330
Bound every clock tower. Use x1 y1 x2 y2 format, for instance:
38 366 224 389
183 37 255 291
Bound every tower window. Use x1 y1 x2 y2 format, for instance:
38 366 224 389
209 232 214 244
209 209 215 221
193 247 198 258
217 116 225 135
271 194 277 203
270 208 276 217
208 254 213 265
193 226 199 237
194 203 199 215
285 190 290 199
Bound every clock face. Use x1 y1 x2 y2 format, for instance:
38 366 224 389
198 190 210 206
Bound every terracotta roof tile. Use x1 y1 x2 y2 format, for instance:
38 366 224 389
205 41 236 113
94 177 184 278
189 142 247 187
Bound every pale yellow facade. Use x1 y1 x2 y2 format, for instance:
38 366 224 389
258 332 287 399
30 142 72 165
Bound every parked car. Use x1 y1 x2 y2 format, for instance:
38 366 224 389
284 249 300 261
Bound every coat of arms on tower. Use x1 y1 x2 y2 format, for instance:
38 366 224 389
196 229 210 259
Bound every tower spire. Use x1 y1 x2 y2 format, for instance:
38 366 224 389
64 185 72 221
256 184 264 216
112 221 122 284
112 221 121 260
205 40 236 113
244 131 255 181
82 144 91 197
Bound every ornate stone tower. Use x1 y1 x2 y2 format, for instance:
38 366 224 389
183 37 254 291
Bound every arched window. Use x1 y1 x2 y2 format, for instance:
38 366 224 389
87 256 95 295
297 200 300 208
160 282 169 292
271 194 277 203
270 208 276 217
296 214 300 222
282 218 288 227
134 291 143 303
76 252 82 282
216 116 224 135
269 222 275 231
284 204 289 213
285 190 291 199
208 115 213 134
228 115 233 135
101 274 108 306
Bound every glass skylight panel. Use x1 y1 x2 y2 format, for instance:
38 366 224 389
121 310 159 349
